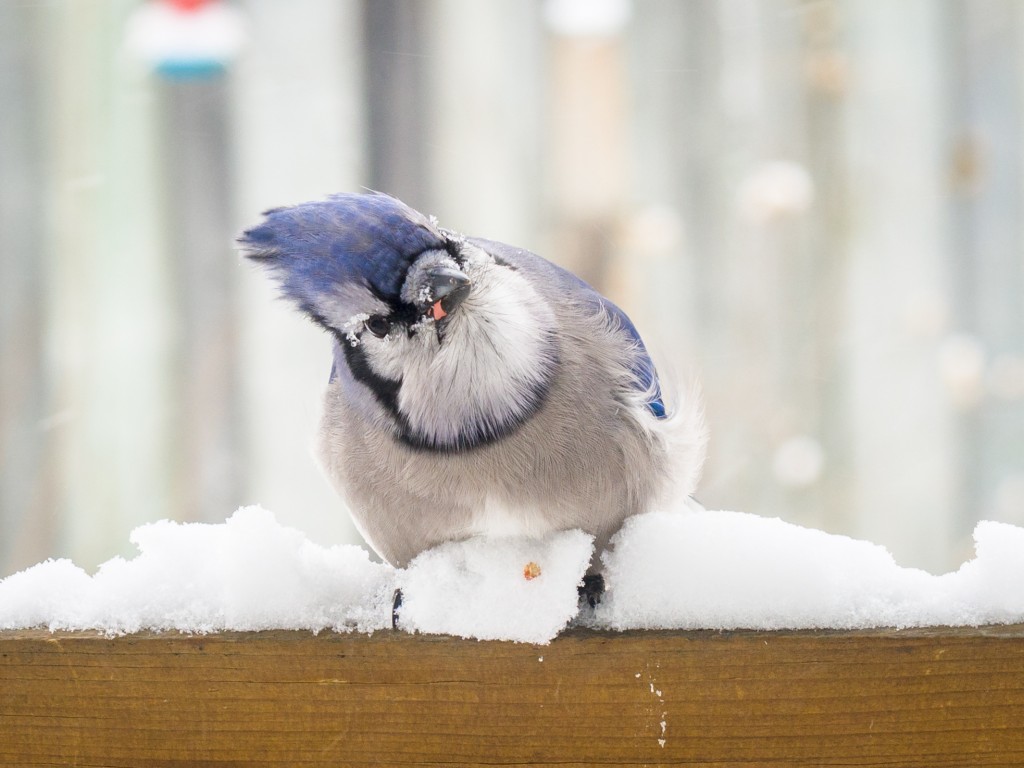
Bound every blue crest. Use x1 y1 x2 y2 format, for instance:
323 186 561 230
239 193 447 316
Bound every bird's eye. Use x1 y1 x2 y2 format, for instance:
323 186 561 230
364 315 392 338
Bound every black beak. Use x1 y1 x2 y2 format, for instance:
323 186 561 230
422 266 470 344
425 266 471 318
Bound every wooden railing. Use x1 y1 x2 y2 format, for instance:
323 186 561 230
2 626 1024 766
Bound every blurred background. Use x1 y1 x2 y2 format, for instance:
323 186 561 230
2 0 1023 578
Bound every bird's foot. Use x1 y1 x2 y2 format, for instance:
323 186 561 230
392 588 403 630
578 573 605 608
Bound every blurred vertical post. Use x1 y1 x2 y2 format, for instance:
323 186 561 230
946 1 1024 536
543 0 632 291
841 1 956 570
0 4 59 573
127 0 246 522
796 0 852 536
425 1 545 246
159 78 240 521
362 0 430 209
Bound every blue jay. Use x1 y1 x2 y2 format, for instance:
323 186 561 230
241 193 706 606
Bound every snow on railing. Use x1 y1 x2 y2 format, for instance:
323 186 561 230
3 507 1024 764
3 506 1024 641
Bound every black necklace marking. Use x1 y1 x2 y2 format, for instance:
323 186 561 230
395 369 556 454
341 340 403 423
333 294 560 454
340 342 559 454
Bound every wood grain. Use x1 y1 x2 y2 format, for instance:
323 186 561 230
2 626 1024 767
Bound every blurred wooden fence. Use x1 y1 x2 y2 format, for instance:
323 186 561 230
2 0 1024 577
3 626 1024 766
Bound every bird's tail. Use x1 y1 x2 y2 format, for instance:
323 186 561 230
646 371 708 505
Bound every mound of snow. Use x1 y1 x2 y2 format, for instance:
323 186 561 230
3 505 1024 644
397 530 593 644
0 507 393 635
590 509 1024 631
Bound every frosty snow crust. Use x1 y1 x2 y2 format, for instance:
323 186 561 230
2 506 1024 644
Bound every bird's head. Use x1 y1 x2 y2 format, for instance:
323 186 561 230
240 193 558 451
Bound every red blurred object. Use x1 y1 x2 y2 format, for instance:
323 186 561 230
166 0 210 12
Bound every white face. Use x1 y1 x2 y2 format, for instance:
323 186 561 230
347 243 559 450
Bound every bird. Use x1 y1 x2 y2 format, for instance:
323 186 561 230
240 192 706 609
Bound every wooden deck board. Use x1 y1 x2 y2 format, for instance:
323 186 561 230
2 626 1024 766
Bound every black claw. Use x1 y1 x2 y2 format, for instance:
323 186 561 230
392 588 403 629
579 573 605 608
